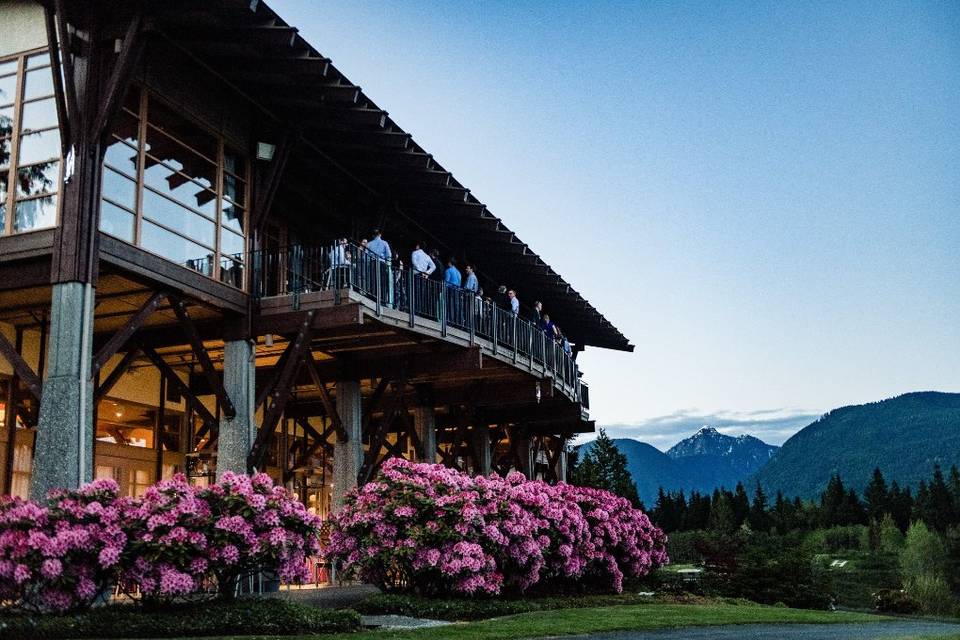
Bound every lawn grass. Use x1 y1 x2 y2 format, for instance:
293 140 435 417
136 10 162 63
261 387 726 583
171 601 889 640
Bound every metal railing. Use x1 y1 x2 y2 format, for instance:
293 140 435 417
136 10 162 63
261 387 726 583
250 242 584 401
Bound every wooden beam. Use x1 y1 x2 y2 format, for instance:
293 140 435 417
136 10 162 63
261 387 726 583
303 352 346 442
170 296 236 419
42 1 71 154
251 130 296 232
288 347 483 384
92 9 145 142
248 311 315 470
139 343 217 430
91 291 166 374
94 346 140 403
0 330 41 401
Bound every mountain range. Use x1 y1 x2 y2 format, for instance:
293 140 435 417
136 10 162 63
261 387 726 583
589 391 960 504
580 426 778 505
753 391 960 498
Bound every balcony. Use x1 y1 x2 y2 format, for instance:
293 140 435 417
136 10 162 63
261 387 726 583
251 243 588 411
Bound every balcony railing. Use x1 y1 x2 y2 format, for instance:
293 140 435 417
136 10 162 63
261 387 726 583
250 242 585 403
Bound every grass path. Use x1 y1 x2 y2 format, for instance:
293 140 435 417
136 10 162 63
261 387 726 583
179 602 888 640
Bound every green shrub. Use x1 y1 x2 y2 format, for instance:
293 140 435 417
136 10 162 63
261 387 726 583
873 588 920 614
900 521 948 583
804 526 869 553
877 515 905 553
817 551 900 609
704 533 830 610
904 575 956 617
0 598 360 639
666 530 703 564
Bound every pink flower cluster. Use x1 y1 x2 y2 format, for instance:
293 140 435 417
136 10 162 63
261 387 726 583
0 473 321 613
0 479 127 613
324 459 667 596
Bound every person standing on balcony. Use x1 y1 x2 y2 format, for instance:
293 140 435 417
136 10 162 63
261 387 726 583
464 264 479 327
366 229 393 306
463 264 478 293
528 300 542 324
327 238 349 288
366 229 391 261
411 242 436 277
508 289 520 315
410 242 435 314
445 257 462 325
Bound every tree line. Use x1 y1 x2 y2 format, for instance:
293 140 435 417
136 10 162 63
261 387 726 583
649 464 960 535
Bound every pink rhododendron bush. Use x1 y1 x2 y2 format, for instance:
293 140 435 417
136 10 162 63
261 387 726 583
0 479 126 613
0 473 321 613
324 459 668 596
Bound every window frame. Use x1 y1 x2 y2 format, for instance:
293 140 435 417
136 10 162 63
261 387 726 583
99 85 251 288
0 46 63 237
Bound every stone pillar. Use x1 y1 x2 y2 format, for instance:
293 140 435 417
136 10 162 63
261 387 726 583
473 426 492 476
412 405 436 463
331 380 362 510
216 339 256 479
31 282 95 499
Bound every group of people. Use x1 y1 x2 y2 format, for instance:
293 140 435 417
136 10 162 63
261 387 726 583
330 230 574 357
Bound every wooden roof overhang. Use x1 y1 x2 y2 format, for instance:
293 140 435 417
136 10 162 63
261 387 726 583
65 0 633 353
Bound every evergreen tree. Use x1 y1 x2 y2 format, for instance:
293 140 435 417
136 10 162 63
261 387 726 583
949 465 960 509
913 480 931 526
570 429 641 507
842 488 867 526
821 474 847 527
772 490 790 532
708 491 736 534
888 481 914 533
748 483 772 532
926 465 955 532
685 491 712 531
864 467 890 522
732 482 751 528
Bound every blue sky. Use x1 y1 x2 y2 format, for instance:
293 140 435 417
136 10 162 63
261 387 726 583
281 1 960 448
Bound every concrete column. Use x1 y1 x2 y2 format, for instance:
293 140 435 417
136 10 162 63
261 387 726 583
331 380 362 510
412 405 436 463
473 426 492 476
216 339 256 479
31 282 95 499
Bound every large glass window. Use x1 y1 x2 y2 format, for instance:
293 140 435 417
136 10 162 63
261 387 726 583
0 49 61 236
99 87 249 287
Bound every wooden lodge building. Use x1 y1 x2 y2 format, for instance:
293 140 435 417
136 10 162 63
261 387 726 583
0 0 632 516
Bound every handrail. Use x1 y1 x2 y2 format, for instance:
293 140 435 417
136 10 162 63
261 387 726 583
250 242 585 403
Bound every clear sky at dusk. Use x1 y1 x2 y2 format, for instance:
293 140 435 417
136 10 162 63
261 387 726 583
280 1 960 448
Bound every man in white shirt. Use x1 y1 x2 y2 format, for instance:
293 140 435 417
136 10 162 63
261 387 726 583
508 289 520 315
410 242 436 276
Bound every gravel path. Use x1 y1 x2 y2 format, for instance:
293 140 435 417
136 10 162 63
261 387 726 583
565 620 960 640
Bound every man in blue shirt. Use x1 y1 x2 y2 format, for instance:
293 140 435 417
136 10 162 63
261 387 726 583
365 229 391 262
365 229 393 306
444 257 462 287
463 263 478 293
444 257 462 326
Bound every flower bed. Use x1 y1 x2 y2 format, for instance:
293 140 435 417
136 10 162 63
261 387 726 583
0 473 321 613
325 459 668 596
